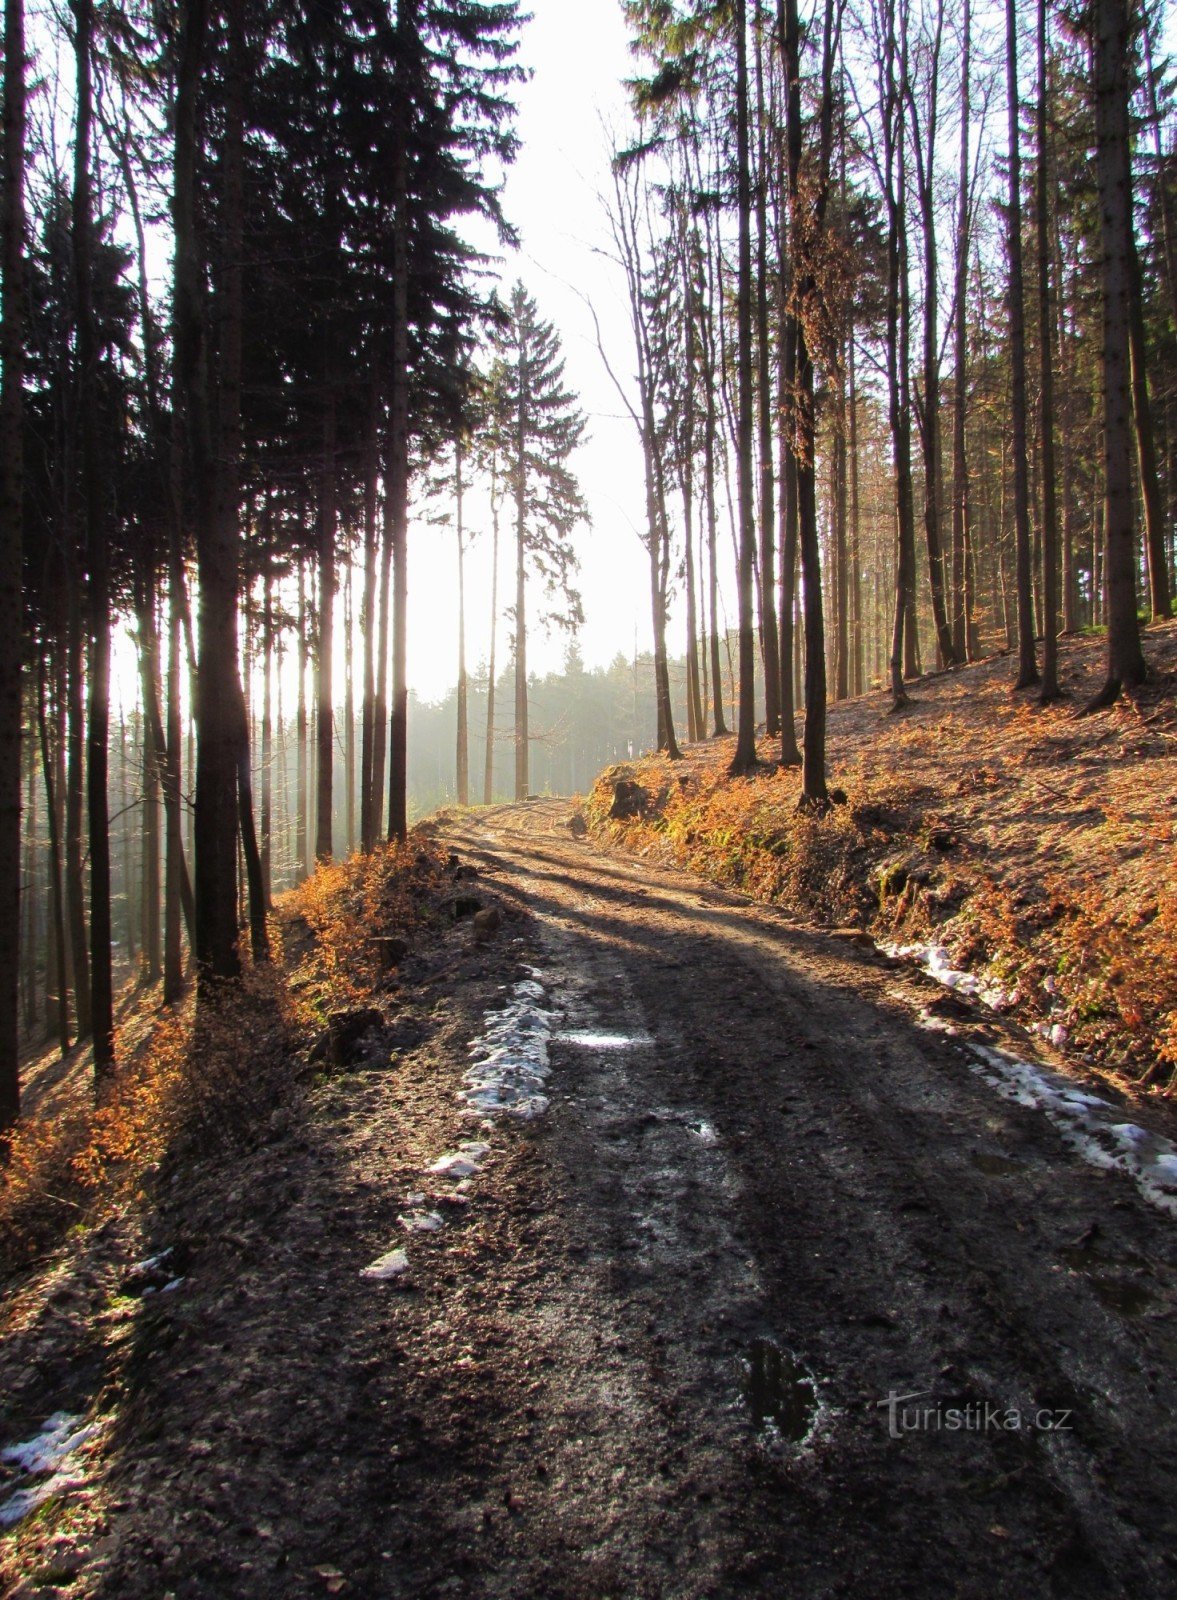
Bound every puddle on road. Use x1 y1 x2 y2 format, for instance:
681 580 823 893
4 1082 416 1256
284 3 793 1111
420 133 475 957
1060 1239 1147 1275
556 1030 652 1051
1085 1278 1154 1317
971 1152 1022 1177
1060 1242 1155 1317
742 1338 819 1446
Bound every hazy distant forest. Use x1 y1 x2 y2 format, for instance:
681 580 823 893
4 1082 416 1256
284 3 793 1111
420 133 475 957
1 0 1174 1126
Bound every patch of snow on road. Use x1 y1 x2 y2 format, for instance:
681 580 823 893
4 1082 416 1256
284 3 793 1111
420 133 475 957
886 944 1079 1058
427 1140 491 1178
130 1248 172 1275
365 971 556 1286
398 1211 444 1233
1 1413 96 1476
915 1009 960 1036
968 1043 1177 1218
461 972 554 1120
360 1247 410 1280
882 942 1013 1010
0 1413 105 1528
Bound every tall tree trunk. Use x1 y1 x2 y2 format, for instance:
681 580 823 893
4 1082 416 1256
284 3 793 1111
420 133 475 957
783 0 833 806
296 561 308 876
833 331 849 701
1141 8 1177 334
387 0 415 841
1090 0 1147 702
483 454 500 804
1054 206 1078 636
1036 0 1061 701
848 327 863 694
610 162 682 760
703 300 727 738
22 738 36 1032
65 596 90 1034
883 0 916 708
199 0 255 979
136 573 163 979
117 97 168 983
276 645 288 881
120 712 136 969
777 156 802 764
730 0 758 775
37 656 69 1057
899 40 919 686
372 449 393 835
316 388 336 861
914 8 956 670
514 363 529 801
176 0 240 983
261 567 273 900
622 243 683 761
1006 0 1040 689
162 527 186 999
683 488 703 743
52 653 70 1013
754 15 780 735
85 583 113 1056
455 435 469 805
235 679 269 963
951 0 972 662
186 717 195 870
75 0 115 1078
0 0 26 1126
649 460 682 760
681 231 705 743
44 689 60 1036
695 177 728 742
344 555 354 851
1060 438 1076 633
1127 232 1171 621
698 511 711 729
360 394 378 850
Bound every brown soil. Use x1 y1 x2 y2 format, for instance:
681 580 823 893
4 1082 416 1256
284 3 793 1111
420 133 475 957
3 798 1177 1597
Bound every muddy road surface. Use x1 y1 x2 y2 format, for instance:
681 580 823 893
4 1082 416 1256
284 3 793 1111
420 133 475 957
16 799 1177 1600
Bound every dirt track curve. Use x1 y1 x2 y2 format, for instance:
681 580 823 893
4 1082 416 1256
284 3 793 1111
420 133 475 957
32 798 1177 1600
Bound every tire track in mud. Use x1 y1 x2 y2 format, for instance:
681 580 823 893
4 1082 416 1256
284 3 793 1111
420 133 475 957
447 800 1177 1599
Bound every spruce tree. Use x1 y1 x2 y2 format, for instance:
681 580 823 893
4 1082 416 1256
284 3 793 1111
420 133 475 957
0 0 26 1129
1089 0 1147 703
496 284 587 801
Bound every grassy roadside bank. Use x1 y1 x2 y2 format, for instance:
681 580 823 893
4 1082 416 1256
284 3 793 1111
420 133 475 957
585 626 1177 1094
0 839 451 1275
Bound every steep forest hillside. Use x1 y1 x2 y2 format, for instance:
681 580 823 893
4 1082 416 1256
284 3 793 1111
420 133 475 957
587 625 1177 1091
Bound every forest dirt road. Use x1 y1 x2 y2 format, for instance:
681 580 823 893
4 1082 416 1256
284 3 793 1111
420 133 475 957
25 799 1177 1600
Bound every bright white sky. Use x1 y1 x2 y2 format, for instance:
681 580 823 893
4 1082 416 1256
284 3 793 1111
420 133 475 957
406 0 664 702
